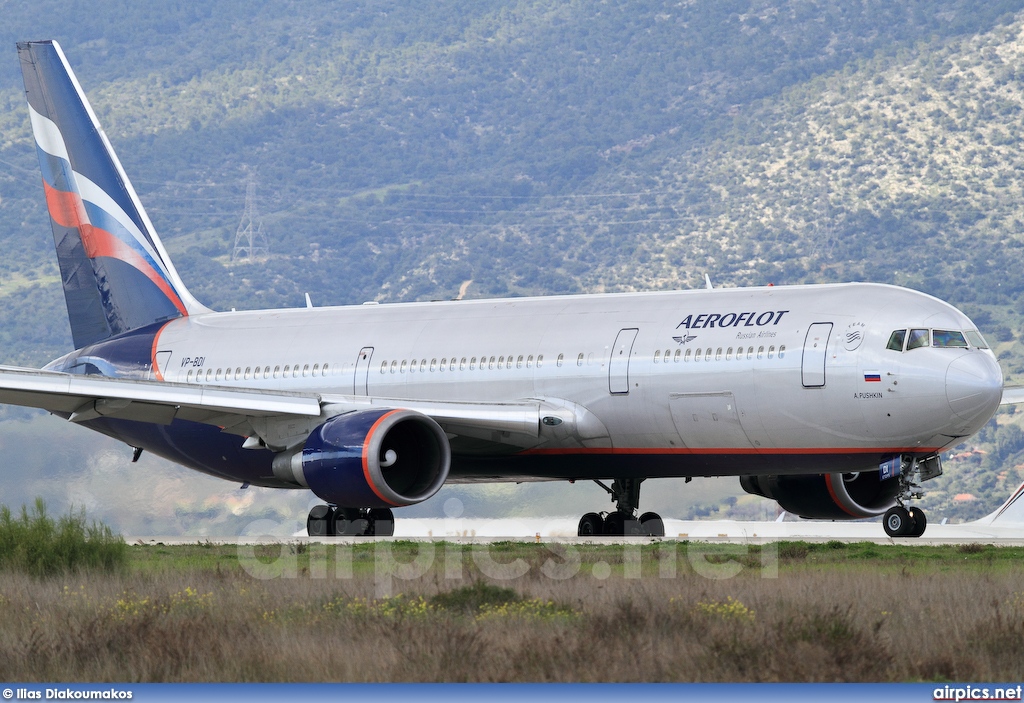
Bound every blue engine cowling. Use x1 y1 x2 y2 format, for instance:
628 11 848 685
273 408 451 508
739 472 900 519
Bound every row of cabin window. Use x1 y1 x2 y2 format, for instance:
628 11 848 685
381 354 553 374
654 345 787 363
187 363 331 383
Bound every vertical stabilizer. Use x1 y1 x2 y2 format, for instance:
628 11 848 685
18 40 207 349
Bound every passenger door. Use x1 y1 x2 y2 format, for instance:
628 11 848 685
801 323 833 387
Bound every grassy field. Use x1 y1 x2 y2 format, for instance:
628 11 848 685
0 539 1023 682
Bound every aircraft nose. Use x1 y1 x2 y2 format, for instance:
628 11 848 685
946 353 1003 424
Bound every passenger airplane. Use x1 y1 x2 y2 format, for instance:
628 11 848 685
0 40 1010 538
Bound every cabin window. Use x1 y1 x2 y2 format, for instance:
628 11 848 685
380 362 387 374
747 347 754 360
932 330 969 348
684 348 692 362
421 359 428 372
294 365 300 378
694 348 702 361
430 359 437 372
887 330 907 352
300 364 308 377
312 364 320 376
715 347 722 361
726 347 733 360
488 356 496 369
704 348 712 361
907 329 929 350
768 346 775 359
507 356 513 369
674 349 681 362
186 370 193 382
557 354 564 367
527 355 534 368
654 350 661 363
254 366 261 377
517 355 524 368
243 367 250 380
778 345 786 359
400 360 407 373
757 346 764 359
283 365 290 377
469 357 477 370
498 356 505 368
322 363 329 376
273 365 281 379
965 330 989 349
537 355 544 367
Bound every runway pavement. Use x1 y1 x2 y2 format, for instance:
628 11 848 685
127 515 1024 546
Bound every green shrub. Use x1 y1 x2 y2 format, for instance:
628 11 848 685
429 581 521 612
0 498 126 577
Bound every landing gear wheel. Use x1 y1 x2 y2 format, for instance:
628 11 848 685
578 512 605 537
331 508 371 536
604 511 626 536
307 505 334 536
908 507 927 537
639 511 665 537
884 506 912 537
368 508 395 536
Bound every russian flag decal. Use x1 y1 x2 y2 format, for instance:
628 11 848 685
864 372 881 383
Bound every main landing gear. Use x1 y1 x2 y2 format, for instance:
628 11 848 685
882 456 938 538
306 506 395 537
577 478 665 537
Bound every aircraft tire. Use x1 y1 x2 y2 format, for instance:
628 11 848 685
307 505 334 537
604 511 627 536
883 506 912 537
578 512 605 537
908 507 927 537
639 512 665 537
368 508 395 536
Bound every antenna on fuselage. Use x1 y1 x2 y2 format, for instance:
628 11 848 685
704 273 714 290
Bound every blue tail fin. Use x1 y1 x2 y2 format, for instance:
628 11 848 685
18 40 207 349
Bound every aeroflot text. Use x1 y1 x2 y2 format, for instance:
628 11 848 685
676 310 790 330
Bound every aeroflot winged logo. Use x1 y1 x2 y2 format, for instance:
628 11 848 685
675 310 790 330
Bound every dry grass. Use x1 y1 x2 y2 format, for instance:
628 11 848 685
0 542 1022 682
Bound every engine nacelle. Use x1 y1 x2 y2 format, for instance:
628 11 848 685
273 408 450 508
740 472 900 520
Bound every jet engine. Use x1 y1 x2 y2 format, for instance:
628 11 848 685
739 472 900 520
272 408 450 508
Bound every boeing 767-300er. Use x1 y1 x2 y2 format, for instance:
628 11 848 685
0 40 1012 538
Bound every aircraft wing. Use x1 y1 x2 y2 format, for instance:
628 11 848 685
0 366 562 452
0 365 322 426
1001 386 1024 405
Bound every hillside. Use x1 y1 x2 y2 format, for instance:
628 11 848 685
1 0 1024 530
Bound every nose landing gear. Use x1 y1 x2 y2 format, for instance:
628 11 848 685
577 478 665 537
882 455 939 537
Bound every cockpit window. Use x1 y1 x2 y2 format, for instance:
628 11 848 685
965 330 989 349
932 330 968 348
906 329 929 350
886 330 906 352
